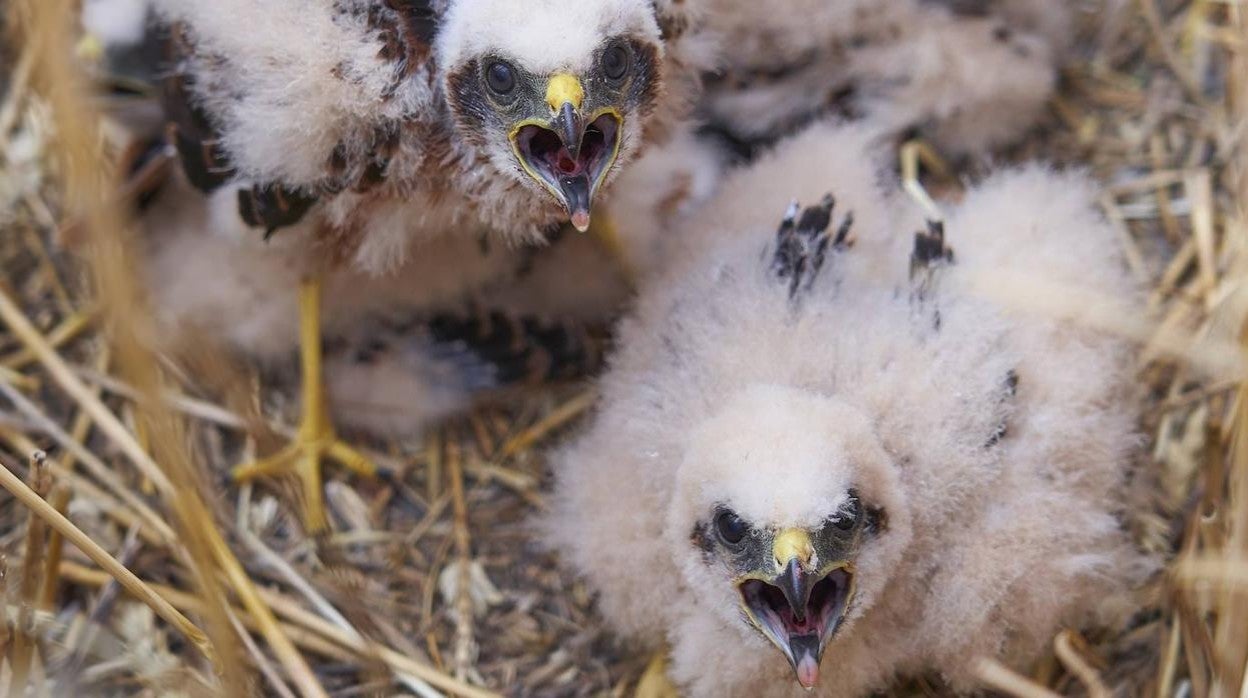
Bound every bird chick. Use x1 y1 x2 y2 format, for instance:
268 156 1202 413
545 122 1151 696
698 0 1075 158
154 0 714 260
83 1 693 530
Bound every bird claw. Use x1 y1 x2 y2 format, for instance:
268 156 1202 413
634 653 679 698
771 193 853 299
233 430 377 535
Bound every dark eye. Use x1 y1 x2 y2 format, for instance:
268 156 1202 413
601 44 630 82
485 60 516 96
832 496 861 531
714 510 748 546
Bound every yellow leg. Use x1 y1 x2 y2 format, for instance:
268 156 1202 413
233 278 376 533
635 653 680 698
899 139 950 223
587 212 636 284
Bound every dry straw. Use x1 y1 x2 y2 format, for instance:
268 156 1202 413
0 0 1246 695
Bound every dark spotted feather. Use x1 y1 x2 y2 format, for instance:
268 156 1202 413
161 24 236 193
425 310 609 389
771 194 853 299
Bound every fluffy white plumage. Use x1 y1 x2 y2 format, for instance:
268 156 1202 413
601 122 729 275
601 0 1081 295
438 0 660 75
698 0 1074 156
82 0 152 46
545 122 1152 696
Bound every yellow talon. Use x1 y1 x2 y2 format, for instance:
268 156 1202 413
232 278 376 533
635 653 680 698
587 213 637 285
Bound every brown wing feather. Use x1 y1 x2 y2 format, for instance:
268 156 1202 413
161 1 445 233
162 23 320 233
161 23 235 194
238 184 319 237
424 310 609 388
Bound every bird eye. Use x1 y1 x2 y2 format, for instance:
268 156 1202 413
601 44 631 82
485 60 516 96
832 496 861 531
714 510 748 546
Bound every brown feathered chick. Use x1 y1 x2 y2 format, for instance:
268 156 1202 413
86 0 701 531
155 0 713 253
545 123 1152 696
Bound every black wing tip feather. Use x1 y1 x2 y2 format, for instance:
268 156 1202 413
238 184 318 237
771 193 853 299
160 20 319 235
160 23 237 194
425 311 609 390
910 219 955 276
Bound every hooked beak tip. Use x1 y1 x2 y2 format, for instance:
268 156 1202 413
571 210 591 232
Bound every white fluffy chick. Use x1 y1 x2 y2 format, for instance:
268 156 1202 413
698 0 1075 157
545 122 1151 696
155 0 713 260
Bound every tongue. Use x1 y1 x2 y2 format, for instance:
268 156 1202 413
558 174 592 232
795 654 819 690
789 635 821 689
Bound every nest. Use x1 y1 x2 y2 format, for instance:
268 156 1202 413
0 0 1244 696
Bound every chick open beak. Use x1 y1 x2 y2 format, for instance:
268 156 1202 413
555 101 584 161
510 74 623 233
738 528 855 690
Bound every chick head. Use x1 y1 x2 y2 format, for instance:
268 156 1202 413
668 383 912 690
438 0 665 232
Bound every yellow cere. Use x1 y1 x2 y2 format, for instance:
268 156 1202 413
772 528 815 568
545 73 585 112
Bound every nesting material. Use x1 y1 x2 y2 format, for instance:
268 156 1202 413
0 1 1245 696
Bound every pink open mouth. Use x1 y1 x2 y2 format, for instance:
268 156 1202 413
515 113 620 230
739 567 852 689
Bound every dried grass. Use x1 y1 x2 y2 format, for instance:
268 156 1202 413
0 0 1244 696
